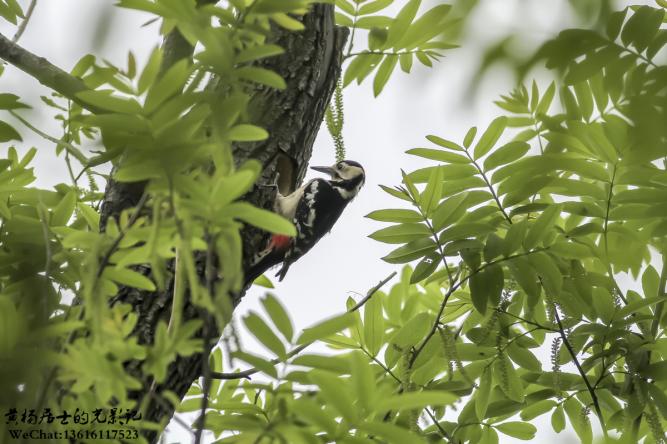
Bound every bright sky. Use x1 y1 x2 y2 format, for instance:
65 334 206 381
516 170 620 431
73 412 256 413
3 1 650 443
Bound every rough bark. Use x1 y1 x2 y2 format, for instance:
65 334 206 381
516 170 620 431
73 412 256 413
100 5 348 442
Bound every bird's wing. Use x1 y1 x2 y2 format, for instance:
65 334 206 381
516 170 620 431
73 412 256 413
276 179 345 280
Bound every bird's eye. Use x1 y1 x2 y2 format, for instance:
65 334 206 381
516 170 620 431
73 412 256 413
337 162 344 169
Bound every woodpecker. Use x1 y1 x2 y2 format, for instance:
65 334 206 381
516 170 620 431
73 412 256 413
245 160 365 286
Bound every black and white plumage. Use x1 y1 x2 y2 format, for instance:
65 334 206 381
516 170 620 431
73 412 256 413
245 160 365 286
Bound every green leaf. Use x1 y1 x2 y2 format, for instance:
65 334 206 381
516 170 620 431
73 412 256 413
292 354 350 374
138 47 163 94
291 399 337 435
615 296 662 320
483 233 503 262
235 44 284 64
385 0 421 48
475 369 493 419
373 54 398 96
463 127 477 148
606 8 627 40
227 124 269 142
144 59 190 114
474 117 508 160
419 165 443 215
51 191 77 226
495 422 537 440
529 252 562 297
536 81 556 114
432 193 469 231
226 202 295 236
260 294 293 342
374 391 457 412
494 356 524 402
233 351 277 378
551 405 566 432
406 148 470 164
366 209 422 223
358 421 426 444
648 383 667 420
76 90 142 114
308 370 357 423
564 398 592 444
523 204 561 250
480 427 499 444
397 4 451 49
363 295 384 357
390 312 431 349
469 264 504 314
236 66 286 90
103 267 156 291
507 257 540 307
410 254 438 284
359 0 393 15
621 6 664 52
350 351 375 411
520 399 556 420
368 223 430 244
297 313 356 345
77 203 100 230
0 120 22 142
0 297 18 354
0 93 29 110
426 135 464 151
483 141 530 171
243 312 286 357
573 81 593 122
506 342 541 371
381 237 436 264
334 11 353 26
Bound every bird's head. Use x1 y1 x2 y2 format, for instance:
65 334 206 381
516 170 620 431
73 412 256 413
311 160 365 181
311 160 365 198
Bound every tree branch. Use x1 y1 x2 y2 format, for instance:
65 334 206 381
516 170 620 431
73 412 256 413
0 31 98 112
210 271 396 380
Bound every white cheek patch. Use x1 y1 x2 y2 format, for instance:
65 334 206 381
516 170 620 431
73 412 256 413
335 179 364 200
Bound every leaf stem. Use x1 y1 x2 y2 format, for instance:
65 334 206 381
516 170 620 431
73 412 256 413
553 308 608 437
463 149 512 224
12 0 37 43
409 247 549 368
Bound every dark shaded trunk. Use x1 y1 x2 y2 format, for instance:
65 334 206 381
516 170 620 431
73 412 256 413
99 5 347 442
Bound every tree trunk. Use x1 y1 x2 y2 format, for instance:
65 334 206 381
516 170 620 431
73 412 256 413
100 5 348 442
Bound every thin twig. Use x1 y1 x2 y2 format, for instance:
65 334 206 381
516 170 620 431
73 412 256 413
96 192 150 280
462 149 512 225
149 391 195 437
349 271 397 311
425 408 454 443
210 271 397 380
12 0 37 43
554 308 608 436
9 110 88 164
409 247 549 368
194 313 214 444
193 233 218 444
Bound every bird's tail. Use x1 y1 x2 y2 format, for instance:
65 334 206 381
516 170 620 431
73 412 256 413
243 235 293 288
244 249 283 288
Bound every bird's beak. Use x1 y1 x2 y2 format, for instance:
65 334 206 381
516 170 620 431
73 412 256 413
310 165 336 177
